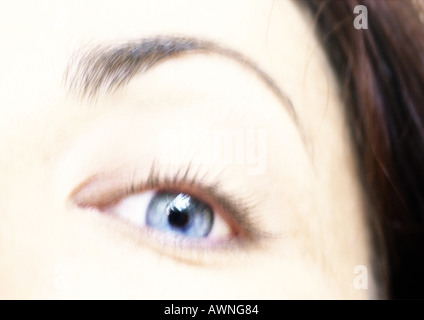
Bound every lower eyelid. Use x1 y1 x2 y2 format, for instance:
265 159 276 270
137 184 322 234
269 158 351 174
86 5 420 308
132 227 249 266
84 206 247 266
84 199 251 266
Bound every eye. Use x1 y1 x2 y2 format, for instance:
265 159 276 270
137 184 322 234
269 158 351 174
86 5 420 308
105 190 232 241
71 169 263 251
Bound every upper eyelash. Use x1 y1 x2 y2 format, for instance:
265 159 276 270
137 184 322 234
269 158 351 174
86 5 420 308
125 161 265 242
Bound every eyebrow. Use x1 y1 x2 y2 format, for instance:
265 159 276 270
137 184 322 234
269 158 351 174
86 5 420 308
65 35 296 121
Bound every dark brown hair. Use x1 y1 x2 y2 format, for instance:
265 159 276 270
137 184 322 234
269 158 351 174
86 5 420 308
298 0 424 298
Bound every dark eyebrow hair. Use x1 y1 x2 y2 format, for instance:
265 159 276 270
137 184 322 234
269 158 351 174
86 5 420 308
64 35 296 120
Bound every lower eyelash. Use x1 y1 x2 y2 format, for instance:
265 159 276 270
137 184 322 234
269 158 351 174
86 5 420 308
114 215 253 266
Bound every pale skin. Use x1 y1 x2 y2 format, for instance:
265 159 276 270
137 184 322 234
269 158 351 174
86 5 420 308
0 0 377 299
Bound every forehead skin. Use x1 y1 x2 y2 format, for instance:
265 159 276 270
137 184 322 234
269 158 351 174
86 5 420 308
0 0 376 298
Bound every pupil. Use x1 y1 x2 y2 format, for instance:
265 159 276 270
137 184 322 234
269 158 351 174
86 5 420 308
167 207 190 228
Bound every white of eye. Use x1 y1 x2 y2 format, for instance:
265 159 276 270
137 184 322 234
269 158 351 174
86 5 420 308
107 191 232 240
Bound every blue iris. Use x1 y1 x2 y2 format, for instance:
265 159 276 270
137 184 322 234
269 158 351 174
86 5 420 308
146 192 214 238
